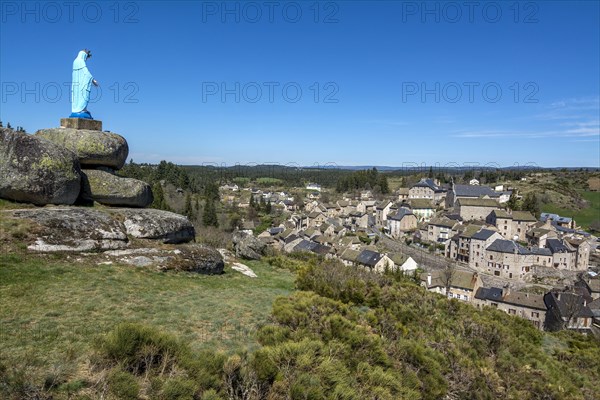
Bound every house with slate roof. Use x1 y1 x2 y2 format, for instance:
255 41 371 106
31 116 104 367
355 249 393 272
488 210 537 242
445 183 503 209
447 224 483 263
375 200 395 226
544 291 594 333
469 228 503 270
547 238 578 270
484 239 533 280
564 237 591 270
474 286 547 330
526 221 558 247
386 207 417 238
455 198 502 221
540 213 576 229
427 217 460 243
529 246 553 267
409 178 446 203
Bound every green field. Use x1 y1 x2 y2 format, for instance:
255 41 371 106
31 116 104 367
0 251 295 381
541 190 600 229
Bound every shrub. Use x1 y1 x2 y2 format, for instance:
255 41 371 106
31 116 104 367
97 323 189 375
107 368 139 400
161 377 197 400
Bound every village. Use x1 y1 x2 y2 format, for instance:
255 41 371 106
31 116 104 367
219 176 600 335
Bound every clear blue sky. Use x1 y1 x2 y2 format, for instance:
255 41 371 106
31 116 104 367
1 1 599 167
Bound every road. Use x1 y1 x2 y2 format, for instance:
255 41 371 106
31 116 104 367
369 227 477 273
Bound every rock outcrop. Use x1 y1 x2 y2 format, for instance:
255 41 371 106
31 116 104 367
35 128 129 169
81 169 153 207
6 208 128 252
2 207 196 252
104 244 224 274
113 208 195 244
232 230 266 260
0 128 82 205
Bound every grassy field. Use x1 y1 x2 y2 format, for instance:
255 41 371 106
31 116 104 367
541 190 600 229
0 250 295 381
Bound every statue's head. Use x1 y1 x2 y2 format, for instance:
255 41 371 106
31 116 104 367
83 49 92 59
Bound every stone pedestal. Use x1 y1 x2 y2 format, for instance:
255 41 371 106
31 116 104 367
60 118 102 131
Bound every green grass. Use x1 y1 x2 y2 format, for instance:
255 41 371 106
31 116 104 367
541 190 600 229
0 252 295 377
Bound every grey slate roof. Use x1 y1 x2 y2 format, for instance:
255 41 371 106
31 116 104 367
487 239 531 255
544 292 595 318
453 184 500 198
540 213 572 224
388 207 414 221
356 249 383 267
412 178 440 191
471 229 497 241
547 239 571 253
530 247 552 256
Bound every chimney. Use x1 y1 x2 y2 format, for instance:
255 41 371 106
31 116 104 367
584 299 587 307
502 285 511 299
557 292 561 301
427 274 432 287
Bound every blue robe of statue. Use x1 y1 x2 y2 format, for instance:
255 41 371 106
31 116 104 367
70 50 94 119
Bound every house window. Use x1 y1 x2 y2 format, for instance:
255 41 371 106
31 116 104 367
508 309 516 315
494 271 500 276
532 312 539 318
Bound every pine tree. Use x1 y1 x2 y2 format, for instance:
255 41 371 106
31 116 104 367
507 191 519 211
7 122 12 129
203 199 219 227
183 193 194 220
428 166 434 179
265 200 272 214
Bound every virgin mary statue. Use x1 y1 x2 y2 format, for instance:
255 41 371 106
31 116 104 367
70 49 99 119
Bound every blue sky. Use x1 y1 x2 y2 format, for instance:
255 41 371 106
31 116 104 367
1 0 599 167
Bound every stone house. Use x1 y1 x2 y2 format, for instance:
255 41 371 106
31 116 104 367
307 211 327 227
468 229 503 270
407 199 436 222
420 270 482 302
386 208 417 238
446 184 502 209
546 239 578 270
427 217 459 243
349 211 369 229
396 188 409 201
543 291 594 333
564 237 591 270
577 276 600 300
540 213 576 230
487 210 537 242
449 224 483 263
356 200 376 214
356 249 394 273
529 247 553 267
526 221 558 247
484 239 533 280
339 248 360 266
389 253 418 274
456 198 501 221
409 178 445 202
474 286 547 330
375 200 394 226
